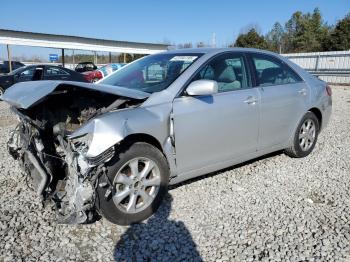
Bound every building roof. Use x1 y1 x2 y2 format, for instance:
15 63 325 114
0 28 169 54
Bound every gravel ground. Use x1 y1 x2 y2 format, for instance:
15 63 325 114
0 86 349 262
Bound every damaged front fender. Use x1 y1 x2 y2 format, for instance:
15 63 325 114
68 105 171 159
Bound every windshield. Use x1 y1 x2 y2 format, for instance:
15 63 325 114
100 53 202 93
8 66 27 75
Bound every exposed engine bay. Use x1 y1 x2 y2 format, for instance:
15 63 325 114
6 84 144 224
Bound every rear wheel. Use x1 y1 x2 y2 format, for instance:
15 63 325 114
0 86 4 96
96 142 169 225
285 111 319 158
92 78 99 83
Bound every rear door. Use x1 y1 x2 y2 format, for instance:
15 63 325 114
248 53 309 150
172 52 260 174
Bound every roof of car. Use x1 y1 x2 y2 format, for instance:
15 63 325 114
164 47 279 56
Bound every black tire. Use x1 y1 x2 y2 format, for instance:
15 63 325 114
92 78 99 83
0 86 4 96
285 111 320 158
96 142 169 225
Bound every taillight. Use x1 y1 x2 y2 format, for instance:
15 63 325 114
96 71 103 79
326 85 332 96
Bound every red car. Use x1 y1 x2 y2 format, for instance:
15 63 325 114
82 63 125 83
82 69 103 83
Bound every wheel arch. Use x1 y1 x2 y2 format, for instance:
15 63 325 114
117 133 177 178
308 107 323 129
120 133 163 153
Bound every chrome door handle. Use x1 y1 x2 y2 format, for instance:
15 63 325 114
298 88 307 95
244 96 258 105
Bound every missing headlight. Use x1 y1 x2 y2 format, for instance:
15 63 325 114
70 133 93 154
85 146 115 166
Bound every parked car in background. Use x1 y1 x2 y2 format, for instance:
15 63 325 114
82 63 125 83
0 61 25 74
75 62 97 73
2 48 332 225
0 64 88 94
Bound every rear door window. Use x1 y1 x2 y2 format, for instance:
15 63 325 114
45 67 69 76
251 54 302 86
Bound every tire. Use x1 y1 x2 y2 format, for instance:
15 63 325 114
0 86 4 96
285 111 320 158
92 78 99 83
96 142 169 225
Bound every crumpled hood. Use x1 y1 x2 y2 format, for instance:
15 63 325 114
1 80 150 109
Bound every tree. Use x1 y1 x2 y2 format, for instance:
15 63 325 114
283 8 329 52
183 42 193 49
234 28 268 49
196 42 206 48
266 22 284 53
327 13 350 51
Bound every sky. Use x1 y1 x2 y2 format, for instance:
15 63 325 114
0 0 349 61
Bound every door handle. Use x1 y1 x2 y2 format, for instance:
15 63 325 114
244 96 258 105
298 88 307 96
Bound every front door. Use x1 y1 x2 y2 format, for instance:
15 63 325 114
172 52 259 174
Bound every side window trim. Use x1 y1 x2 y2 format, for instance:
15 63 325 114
177 51 252 97
247 52 303 87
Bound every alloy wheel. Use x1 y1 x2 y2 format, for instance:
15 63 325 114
112 157 161 214
299 119 316 151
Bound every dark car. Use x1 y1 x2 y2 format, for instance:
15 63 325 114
0 64 88 95
75 62 97 73
0 61 25 74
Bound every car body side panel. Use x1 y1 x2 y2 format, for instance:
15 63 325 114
304 77 332 131
172 88 259 174
0 75 14 89
169 140 285 185
257 82 310 150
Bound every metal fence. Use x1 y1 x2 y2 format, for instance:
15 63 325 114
283 51 350 84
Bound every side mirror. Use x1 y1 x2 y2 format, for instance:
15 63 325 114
186 80 218 96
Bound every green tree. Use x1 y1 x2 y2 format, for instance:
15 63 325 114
266 22 284 53
283 8 329 52
234 28 268 49
327 13 350 51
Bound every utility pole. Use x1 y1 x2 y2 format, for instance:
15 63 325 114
7 45 12 72
94 51 97 65
61 48 65 67
212 33 216 48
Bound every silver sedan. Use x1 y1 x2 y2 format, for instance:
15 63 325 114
2 48 332 225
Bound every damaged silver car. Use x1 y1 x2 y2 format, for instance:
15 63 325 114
2 48 332 225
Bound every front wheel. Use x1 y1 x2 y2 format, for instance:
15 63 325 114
96 142 169 225
285 111 320 158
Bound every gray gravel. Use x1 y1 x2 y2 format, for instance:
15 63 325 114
0 86 350 262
